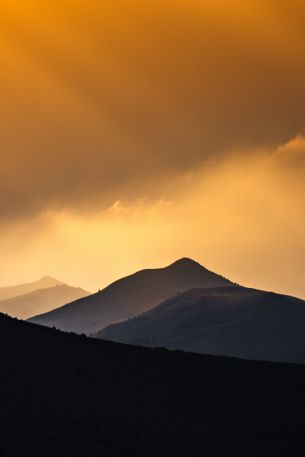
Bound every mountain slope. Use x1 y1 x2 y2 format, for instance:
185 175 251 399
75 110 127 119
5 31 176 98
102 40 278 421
0 284 89 320
97 286 305 364
0 276 62 300
2 312 305 455
29 258 233 334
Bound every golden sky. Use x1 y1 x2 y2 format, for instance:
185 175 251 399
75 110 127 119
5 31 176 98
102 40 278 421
1 1 305 297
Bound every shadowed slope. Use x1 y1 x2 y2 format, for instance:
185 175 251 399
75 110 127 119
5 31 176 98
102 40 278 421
97 286 305 364
0 284 89 320
29 258 233 334
1 312 305 455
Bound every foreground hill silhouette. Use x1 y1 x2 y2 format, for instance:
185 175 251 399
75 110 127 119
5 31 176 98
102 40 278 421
97 286 305 365
1 313 305 456
29 258 232 334
0 284 89 320
0 276 62 301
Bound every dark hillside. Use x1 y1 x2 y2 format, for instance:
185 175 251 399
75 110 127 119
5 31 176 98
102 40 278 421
1 313 305 456
97 286 305 364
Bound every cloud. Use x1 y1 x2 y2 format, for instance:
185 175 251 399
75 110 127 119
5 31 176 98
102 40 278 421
0 1 305 222
1 134 305 299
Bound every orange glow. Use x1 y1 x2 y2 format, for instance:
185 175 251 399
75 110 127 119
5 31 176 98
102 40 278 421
0 1 305 298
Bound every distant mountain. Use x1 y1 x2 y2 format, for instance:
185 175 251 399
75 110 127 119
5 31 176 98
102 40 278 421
0 276 63 301
29 258 233 334
0 284 89 320
2 311 305 455
97 286 305 365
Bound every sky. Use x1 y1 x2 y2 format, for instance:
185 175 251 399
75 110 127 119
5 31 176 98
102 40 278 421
1 0 305 297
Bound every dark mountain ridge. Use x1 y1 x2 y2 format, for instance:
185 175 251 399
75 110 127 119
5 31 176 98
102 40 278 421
29 258 233 334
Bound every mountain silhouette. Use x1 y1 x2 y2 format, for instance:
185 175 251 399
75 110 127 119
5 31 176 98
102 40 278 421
2 311 305 455
0 284 89 320
29 258 233 334
97 286 305 364
0 276 63 301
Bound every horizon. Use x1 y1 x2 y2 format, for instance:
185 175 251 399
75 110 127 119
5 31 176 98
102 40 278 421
1 255 305 301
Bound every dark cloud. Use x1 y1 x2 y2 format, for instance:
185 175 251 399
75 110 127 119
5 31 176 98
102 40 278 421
0 0 305 221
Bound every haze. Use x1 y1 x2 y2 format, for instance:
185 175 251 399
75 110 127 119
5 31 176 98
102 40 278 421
1 0 305 297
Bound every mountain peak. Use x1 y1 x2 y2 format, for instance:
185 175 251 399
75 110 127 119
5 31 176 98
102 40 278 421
36 276 64 287
39 276 61 282
168 258 204 269
30 258 232 335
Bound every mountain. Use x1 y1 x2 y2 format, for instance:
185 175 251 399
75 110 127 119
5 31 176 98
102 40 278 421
1 313 305 455
0 276 63 301
28 258 233 335
0 284 89 320
97 286 305 365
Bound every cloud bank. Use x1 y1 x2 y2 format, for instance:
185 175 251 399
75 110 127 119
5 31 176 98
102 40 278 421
0 0 305 222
